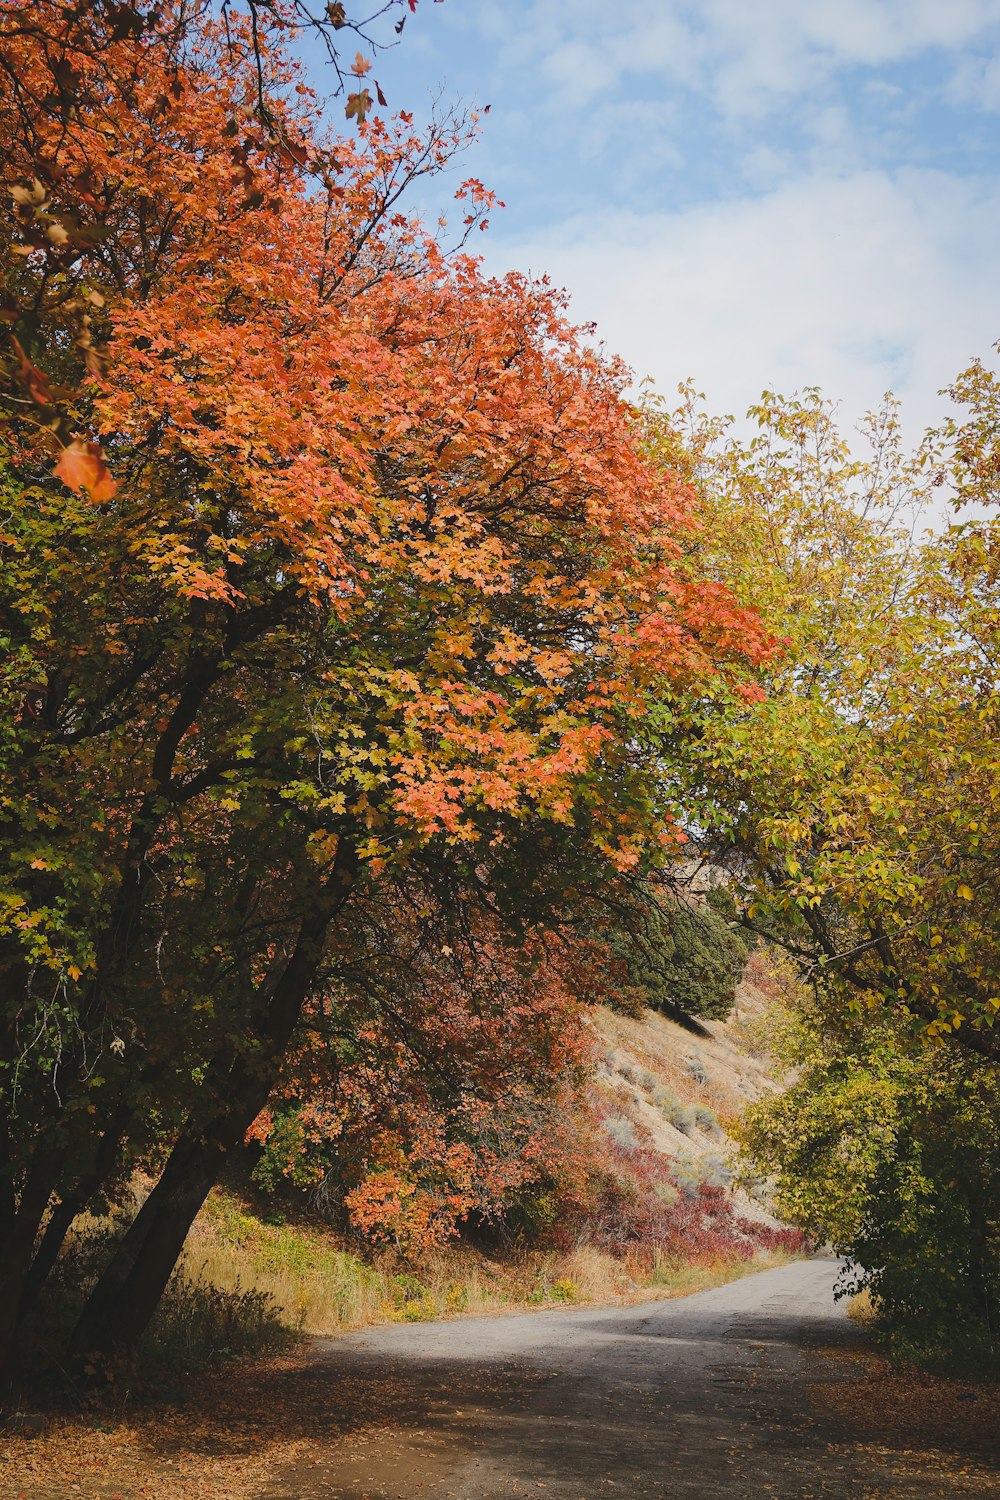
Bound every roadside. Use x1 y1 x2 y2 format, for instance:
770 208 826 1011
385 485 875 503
2 1247 794 1500
811 1345 1000 1497
6 1259 998 1500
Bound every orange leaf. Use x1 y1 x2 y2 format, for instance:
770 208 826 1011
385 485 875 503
53 438 117 501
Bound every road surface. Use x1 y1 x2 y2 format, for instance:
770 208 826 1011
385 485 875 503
262 1258 990 1500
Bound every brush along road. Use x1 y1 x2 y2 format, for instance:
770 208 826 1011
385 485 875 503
263 1257 993 1499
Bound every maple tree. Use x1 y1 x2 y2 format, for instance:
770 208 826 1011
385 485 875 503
0 1 771 1376
247 890 596 1252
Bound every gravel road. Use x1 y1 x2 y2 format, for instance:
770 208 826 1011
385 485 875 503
264 1257 963 1500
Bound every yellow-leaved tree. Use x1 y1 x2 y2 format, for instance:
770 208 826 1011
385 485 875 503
641 373 999 1369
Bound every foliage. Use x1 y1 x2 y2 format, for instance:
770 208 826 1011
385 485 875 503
0 0 770 1371
737 998 1000 1373
642 381 999 1054
244 903 596 1252
591 883 752 1023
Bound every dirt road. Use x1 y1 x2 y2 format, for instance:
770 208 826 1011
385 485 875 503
261 1258 998 1500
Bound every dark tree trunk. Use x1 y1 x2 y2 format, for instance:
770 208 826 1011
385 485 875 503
18 1116 128 1322
67 1129 222 1358
70 845 357 1360
0 969 28 1255
18 1196 80 1319
0 1126 16 1253
70 1030 311 1360
0 1148 62 1388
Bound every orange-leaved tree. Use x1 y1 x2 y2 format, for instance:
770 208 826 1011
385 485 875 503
0 2 771 1371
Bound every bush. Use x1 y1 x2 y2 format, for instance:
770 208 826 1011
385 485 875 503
145 1271 288 1371
595 883 752 1022
685 1051 709 1085
699 1154 733 1189
604 1116 639 1151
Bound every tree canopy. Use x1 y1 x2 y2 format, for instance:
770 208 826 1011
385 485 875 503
0 0 770 1376
2 0 998 1388
643 380 999 1369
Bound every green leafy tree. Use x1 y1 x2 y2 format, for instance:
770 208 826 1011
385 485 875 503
643 383 998 1060
737 996 1000 1372
600 884 751 1023
642 371 1000 1368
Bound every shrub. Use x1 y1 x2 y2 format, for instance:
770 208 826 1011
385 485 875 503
699 1154 733 1189
685 1052 709 1085
594 883 752 1022
604 1116 639 1151
145 1272 288 1371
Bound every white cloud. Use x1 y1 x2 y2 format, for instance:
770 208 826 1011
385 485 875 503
469 0 1000 119
946 50 1000 109
483 168 1000 443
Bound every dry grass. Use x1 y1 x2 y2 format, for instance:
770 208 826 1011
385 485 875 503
177 1188 796 1339
847 1287 880 1328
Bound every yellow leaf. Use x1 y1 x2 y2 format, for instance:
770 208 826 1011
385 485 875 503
957 883 974 901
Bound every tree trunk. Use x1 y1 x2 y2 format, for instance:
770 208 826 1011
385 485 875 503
67 1129 222 1359
70 1046 305 1360
70 845 357 1360
0 1124 16 1253
0 1149 61 1388
18 1116 128 1322
18 1196 80 1320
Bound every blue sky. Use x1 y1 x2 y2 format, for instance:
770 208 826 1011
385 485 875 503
330 1 1000 440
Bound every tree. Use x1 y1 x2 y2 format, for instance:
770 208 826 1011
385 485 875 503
0 0 441 476
590 882 751 1024
643 385 999 1060
0 3 770 1375
644 376 999 1367
737 992 1000 1371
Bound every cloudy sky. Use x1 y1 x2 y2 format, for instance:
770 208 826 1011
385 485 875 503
352 0 1000 441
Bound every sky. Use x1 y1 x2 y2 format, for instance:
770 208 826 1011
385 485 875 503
333 0 1000 443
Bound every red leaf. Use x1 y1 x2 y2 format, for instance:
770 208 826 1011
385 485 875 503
11 336 53 405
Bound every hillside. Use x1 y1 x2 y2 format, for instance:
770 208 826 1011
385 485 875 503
147 951 801 1357
590 948 789 1229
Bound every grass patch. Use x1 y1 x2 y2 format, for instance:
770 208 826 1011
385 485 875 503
847 1287 880 1328
181 1189 800 1337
